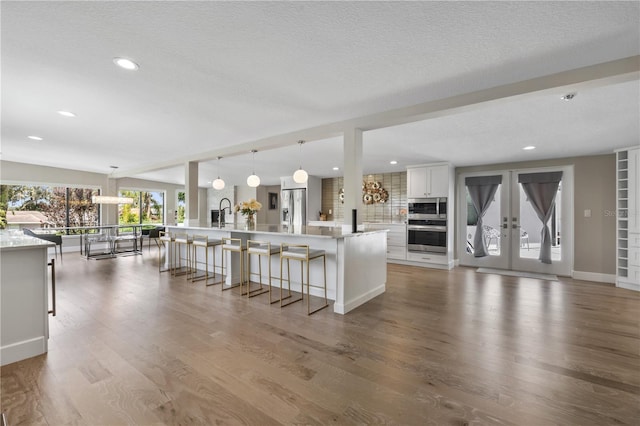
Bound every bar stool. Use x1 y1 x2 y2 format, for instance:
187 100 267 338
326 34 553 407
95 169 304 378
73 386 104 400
279 243 329 315
246 240 281 301
219 237 247 293
191 235 222 286
173 232 193 278
158 231 175 273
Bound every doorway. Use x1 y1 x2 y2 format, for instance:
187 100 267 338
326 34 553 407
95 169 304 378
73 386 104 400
457 166 573 276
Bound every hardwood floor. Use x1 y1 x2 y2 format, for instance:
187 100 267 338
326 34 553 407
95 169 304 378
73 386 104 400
1 252 639 425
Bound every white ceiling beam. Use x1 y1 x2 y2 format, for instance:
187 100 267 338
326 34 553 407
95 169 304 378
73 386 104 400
112 55 639 178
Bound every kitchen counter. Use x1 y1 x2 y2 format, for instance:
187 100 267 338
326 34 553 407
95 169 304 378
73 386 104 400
1 231 53 366
187 223 386 238
166 225 388 314
0 231 56 250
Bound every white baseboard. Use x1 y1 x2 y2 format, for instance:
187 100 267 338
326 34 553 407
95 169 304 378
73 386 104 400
388 259 453 270
617 281 640 292
572 271 616 284
334 284 385 315
1 336 47 366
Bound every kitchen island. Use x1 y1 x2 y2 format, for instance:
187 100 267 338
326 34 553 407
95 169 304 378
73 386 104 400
166 224 387 314
0 231 53 366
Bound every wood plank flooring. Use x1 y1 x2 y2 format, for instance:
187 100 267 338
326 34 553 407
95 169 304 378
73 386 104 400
1 251 639 425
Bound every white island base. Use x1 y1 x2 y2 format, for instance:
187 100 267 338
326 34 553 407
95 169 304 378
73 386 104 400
1 232 53 366
167 225 387 314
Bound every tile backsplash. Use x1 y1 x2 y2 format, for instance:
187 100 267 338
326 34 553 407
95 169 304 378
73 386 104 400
322 172 407 222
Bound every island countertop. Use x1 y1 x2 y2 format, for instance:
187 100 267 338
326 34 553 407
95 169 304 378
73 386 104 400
170 224 387 239
0 231 55 251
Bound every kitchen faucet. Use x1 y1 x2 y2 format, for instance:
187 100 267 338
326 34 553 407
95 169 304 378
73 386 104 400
218 197 232 227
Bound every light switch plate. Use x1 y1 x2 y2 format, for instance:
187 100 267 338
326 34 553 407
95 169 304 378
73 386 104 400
584 209 592 218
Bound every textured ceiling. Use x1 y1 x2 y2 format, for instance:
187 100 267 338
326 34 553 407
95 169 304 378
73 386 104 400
1 1 639 187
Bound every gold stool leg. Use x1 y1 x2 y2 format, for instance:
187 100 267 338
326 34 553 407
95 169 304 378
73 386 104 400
206 245 220 287
308 254 329 316
280 257 302 308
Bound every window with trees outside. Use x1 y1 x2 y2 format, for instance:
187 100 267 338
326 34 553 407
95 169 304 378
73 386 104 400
118 190 164 226
0 184 100 232
177 191 185 225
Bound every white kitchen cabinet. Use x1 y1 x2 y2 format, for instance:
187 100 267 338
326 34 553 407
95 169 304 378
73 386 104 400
407 164 449 198
365 223 406 261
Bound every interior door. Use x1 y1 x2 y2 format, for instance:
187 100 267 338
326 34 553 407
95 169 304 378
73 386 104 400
458 166 573 275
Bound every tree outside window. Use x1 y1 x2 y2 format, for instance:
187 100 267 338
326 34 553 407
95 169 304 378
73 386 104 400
0 184 99 231
177 191 185 225
118 190 164 225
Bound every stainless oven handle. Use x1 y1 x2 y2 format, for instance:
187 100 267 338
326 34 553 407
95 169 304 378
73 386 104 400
436 198 439 217
407 225 446 231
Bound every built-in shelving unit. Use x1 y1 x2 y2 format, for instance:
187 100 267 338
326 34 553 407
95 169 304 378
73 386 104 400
616 147 639 291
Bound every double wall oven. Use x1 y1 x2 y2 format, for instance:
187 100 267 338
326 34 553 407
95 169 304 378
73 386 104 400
407 198 447 254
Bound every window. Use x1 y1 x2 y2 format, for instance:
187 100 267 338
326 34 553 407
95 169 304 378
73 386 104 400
177 191 185 225
118 190 164 225
0 184 99 231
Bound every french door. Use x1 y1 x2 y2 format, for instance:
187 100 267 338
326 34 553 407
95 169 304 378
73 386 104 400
457 166 573 276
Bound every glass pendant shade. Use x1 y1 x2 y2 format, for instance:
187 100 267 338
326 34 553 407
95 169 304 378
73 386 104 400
212 156 225 190
293 168 308 184
246 149 260 187
212 178 225 190
247 174 260 187
292 140 308 184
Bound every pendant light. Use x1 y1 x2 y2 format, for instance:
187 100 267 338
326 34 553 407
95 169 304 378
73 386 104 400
212 156 225 190
292 140 308 184
92 166 134 203
246 149 261 187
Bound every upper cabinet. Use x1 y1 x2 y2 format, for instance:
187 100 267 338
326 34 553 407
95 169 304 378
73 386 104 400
407 164 450 198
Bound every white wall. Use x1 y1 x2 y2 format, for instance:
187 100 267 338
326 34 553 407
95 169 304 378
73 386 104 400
257 185 281 224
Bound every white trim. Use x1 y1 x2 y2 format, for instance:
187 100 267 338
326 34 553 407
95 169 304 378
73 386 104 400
617 281 640 292
572 270 616 284
334 284 385 315
0 336 47 367
388 259 454 270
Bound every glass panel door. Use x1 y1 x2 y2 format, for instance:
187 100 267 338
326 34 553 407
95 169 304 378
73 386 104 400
511 167 573 275
458 167 573 276
458 171 509 269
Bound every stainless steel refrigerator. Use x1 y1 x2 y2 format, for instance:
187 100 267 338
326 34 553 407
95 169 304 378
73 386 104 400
281 188 306 227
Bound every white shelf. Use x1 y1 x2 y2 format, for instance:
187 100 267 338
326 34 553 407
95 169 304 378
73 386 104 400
617 148 640 290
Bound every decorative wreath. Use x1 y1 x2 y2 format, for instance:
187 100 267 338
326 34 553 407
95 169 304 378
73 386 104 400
339 180 389 204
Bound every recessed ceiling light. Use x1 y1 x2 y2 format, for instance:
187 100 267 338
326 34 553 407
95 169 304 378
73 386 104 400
27 135 43 141
332 167 339 171
523 146 536 151
57 110 76 117
113 57 139 70
390 160 398 165
561 92 577 101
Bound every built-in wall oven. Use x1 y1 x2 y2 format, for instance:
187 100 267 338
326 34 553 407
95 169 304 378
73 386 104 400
407 215 447 253
406 198 447 254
